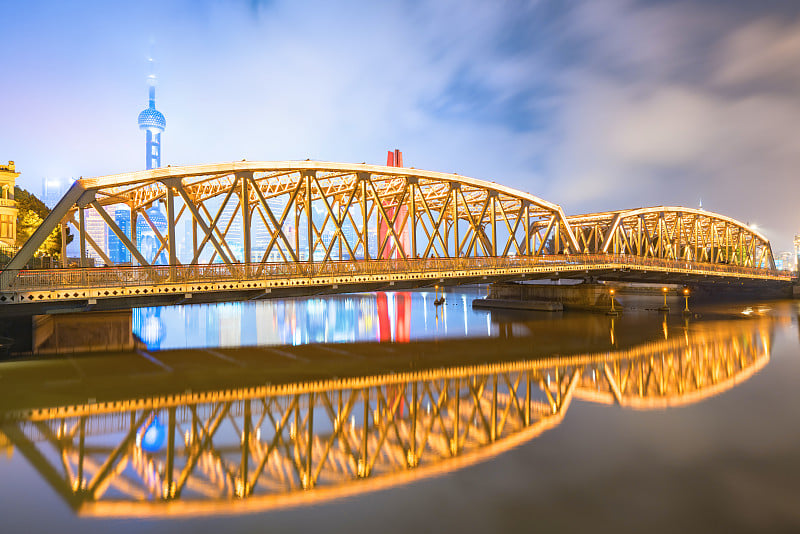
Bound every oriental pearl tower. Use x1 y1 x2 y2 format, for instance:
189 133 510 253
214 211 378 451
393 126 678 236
137 60 166 170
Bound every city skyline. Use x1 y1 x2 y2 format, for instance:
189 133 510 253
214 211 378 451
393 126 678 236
3 1 800 251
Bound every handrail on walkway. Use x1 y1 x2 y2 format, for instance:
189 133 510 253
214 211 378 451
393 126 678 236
0 254 791 294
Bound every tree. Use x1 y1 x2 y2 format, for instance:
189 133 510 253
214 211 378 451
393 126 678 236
14 186 73 257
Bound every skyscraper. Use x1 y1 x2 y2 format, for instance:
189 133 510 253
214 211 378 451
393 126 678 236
42 177 72 209
109 206 131 264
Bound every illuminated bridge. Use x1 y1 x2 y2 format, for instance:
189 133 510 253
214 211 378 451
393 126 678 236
0 318 771 516
0 161 789 312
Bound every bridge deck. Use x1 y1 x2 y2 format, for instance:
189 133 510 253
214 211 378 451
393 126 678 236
0 254 789 313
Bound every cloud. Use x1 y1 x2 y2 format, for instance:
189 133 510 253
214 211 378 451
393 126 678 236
3 0 800 249
542 2 800 249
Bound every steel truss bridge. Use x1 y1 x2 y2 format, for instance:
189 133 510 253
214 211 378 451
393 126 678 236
0 161 789 311
0 319 770 517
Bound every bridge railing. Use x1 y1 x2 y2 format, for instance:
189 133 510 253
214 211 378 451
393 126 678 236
0 254 790 294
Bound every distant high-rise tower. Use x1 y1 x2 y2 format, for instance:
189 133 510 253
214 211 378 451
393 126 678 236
137 60 166 170
378 149 409 259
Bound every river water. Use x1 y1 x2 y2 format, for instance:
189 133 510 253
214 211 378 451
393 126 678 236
1 287 799 533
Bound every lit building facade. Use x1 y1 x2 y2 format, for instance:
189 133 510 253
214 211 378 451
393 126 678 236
83 206 112 265
109 206 131 264
0 161 18 248
775 251 794 271
136 205 168 265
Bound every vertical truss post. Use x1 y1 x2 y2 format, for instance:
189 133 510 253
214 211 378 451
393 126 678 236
338 201 343 261
78 206 87 269
359 173 369 261
453 377 460 454
451 183 459 258
165 183 177 278
304 393 314 489
60 222 68 267
410 381 417 464
191 217 197 264
491 374 497 442
130 208 138 266
294 199 300 261
304 171 313 264
490 193 497 257
240 172 252 267
409 177 417 259
241 399 251 494
524 203 531 256
525 371 531 426
166 406 176 498
361 388 369 476
77 416 86 490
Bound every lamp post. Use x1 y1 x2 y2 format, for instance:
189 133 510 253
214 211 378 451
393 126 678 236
659 287 670 312
607 288 619 316
682 287 691 315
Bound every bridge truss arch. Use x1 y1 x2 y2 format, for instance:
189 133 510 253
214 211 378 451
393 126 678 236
8 161 579 274
566 206 775 269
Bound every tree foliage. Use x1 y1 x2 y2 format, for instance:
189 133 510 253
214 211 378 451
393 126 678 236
14 186 73 257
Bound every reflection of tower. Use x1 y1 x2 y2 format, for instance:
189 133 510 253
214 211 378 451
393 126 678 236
376 291 412 342
137 59 166 170
378 150 410 259
132 307 166 350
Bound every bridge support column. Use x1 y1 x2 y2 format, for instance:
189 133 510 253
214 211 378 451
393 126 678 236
304 171 314 264
490 192 497 257
165 184 177 279
239 172 251 266
60 222 68 268
78 207 87 269
130 209 138 266
359 173 370 261
451 183 459 258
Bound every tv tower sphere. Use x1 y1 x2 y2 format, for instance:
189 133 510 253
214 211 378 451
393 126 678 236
137 107 166 132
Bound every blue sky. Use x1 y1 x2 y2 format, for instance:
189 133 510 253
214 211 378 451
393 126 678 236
3 0 800 249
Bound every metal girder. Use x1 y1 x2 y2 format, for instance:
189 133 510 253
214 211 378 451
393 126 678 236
1 163 782 297
1 161 577 286
566 206 776 270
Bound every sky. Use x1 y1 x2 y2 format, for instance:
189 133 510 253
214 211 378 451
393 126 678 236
2 0 800 250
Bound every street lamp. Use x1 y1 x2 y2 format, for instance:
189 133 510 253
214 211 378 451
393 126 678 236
682 287 690 314
659 286 670 312
607 287 619 316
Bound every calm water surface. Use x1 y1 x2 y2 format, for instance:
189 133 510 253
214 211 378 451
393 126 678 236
1 288 799 533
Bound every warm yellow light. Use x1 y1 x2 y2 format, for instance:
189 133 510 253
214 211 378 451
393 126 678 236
662 287 668 293
609 288 615 295
683 288 689 295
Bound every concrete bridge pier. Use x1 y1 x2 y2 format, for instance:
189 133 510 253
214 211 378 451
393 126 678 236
478 281 618 313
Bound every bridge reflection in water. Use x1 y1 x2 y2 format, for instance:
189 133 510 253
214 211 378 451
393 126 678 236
0 318 771 518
